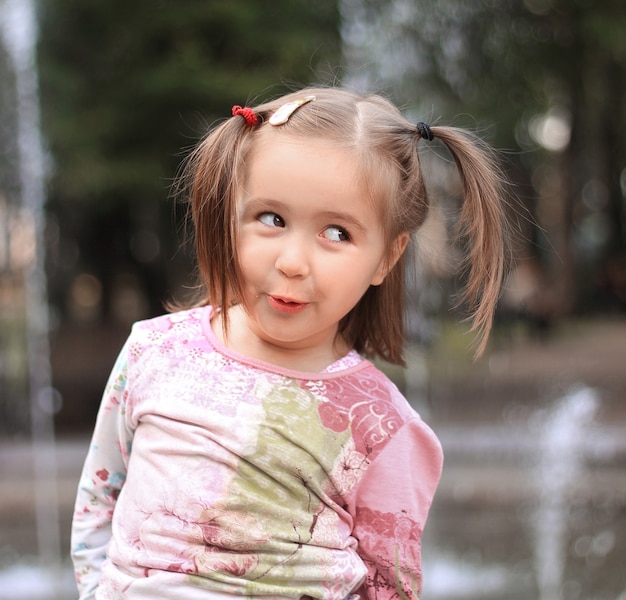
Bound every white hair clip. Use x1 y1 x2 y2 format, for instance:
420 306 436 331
269 95 316 126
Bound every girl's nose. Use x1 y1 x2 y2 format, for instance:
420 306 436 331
274 243 310 278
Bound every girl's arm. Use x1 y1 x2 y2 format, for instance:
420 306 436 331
70 342 134 600
350 418 443 600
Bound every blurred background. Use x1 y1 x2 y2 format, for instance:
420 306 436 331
0 0 625 598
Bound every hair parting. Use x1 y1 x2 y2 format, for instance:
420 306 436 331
174 116 253 326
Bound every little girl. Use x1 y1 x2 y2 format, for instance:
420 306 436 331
71 87 507 600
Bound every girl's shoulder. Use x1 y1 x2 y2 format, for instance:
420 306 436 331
126 306 212 351
318 360 416 421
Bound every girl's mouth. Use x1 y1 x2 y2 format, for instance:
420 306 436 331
267 295 309 314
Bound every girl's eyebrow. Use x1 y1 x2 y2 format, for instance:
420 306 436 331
240 196 282 211
317 211 367 233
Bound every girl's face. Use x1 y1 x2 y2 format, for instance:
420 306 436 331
224 133 406 371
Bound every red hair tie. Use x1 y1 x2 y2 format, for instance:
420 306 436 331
232 105 259 127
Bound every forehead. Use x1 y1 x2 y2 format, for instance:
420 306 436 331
250 128 347 162
239 133 389 235
246 131 355 191
245 129 388 215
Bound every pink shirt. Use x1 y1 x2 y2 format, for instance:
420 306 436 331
71 307 442 600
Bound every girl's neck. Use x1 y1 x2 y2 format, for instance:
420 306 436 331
211 306 350 373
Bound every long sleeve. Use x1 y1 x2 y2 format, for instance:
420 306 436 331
349 417 443 600
70 341 134 600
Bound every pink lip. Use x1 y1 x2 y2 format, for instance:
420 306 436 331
267 295 309 314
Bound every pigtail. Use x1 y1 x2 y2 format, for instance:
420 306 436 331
429 126 508 358
175 115 256 315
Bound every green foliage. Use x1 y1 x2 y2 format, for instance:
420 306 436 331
36 0 341 321
351 0 626 313
38 0 340 207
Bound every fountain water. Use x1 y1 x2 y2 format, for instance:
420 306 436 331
531 386 599 600
0 0 62 589
420 384 615 599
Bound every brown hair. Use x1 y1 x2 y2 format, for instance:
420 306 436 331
176 87 507 364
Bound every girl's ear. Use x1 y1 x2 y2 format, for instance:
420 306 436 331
371 232 410 286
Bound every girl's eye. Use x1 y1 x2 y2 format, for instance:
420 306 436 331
323 226 351 243
258 212 285 228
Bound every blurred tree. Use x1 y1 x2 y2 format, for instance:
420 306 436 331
36 0 341 430
38 0 340 320
39 0 340 206
345 0 626 318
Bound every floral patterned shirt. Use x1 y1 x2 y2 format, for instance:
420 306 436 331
71 307 443 600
